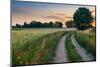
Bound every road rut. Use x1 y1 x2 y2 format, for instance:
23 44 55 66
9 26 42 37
71 34 94 61
54 34 69 63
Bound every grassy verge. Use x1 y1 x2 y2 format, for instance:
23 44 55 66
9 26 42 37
12 30 67 65
75 31 96 60
65 32 82 62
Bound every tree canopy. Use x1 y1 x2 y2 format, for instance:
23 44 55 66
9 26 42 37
73 7 94 30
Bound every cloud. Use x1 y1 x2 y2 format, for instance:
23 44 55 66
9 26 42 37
45 15 73 22
64 16 73 19
56 13 65 16
45 15 62 20
45 15 69 22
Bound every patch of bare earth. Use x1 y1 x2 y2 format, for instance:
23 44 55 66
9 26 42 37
53 34 69 63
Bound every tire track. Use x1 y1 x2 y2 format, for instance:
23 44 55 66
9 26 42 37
53 34 69 63
71 34 94 61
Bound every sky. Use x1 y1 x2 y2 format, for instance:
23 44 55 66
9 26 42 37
11 1 96 27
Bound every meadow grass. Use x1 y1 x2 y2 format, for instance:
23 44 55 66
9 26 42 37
65 32 82 62
75 30 96 59
12 29 67 65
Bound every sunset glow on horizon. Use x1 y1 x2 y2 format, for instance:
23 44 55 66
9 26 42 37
12 1 96 27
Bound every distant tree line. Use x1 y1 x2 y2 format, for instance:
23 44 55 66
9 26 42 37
12 21 63 28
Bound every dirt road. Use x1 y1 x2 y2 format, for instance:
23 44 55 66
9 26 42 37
53 34 69 63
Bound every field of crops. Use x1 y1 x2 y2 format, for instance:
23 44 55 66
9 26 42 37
12 28 96 66
12 28 68 65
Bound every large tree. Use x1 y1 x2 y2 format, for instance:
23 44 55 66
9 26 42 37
73 7 94 30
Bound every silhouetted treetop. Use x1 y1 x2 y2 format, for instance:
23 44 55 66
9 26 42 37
73 7 94 30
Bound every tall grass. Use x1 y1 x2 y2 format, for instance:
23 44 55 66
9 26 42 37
75 30 96 59
12 29 67 65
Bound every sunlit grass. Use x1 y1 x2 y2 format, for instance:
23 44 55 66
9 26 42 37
12 29 67 65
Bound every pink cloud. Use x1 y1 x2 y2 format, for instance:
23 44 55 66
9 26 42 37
56 13 65 16
45 15 62 20
64 16 73 19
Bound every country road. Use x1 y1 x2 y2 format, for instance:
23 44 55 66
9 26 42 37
53 33 94 63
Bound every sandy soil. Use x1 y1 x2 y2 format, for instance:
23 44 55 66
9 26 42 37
53 34 69 63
